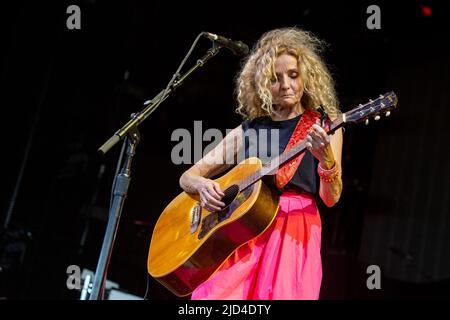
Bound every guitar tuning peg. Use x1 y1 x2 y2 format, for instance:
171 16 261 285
365 119 370 125
374 115 381 121
385 111 391 117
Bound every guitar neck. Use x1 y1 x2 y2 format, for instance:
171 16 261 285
237 91 398 191
238 115 345 191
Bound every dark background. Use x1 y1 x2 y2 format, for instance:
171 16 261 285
0 0 449 300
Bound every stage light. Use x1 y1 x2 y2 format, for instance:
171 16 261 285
421 5 432 17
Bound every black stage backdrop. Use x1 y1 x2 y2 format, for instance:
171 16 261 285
0 0 449 301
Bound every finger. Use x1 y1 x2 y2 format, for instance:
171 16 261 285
201 200 212 212
200 188 211 199
205 202 222 212
207 184 223 200
204 191 225 207
199 194 216 212
199 194 207 207
309 126 320 139
311 126 325 140
306 137 321 151
213 183 225 197
200 190 216 209
201 187 217 202
311 130 329 147
313 124 329 141
310 132 325 146
310 138 325 152
310 141 320 151
202 202 212 212
312 136 325 148
306 135 316 148
312 123 324 130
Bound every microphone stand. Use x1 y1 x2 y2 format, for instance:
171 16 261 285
89 39 222 300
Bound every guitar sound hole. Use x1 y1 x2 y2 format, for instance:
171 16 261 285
198 184 253 240
221 184 239 208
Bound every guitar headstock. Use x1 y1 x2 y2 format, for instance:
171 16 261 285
344 92 398 125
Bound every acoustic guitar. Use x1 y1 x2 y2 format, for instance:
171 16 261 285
147 92 398 296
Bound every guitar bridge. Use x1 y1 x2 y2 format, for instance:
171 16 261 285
190 203 202 234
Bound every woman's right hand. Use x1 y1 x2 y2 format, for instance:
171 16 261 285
194 177 226 212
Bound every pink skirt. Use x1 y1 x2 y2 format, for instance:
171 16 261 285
191 190 322 300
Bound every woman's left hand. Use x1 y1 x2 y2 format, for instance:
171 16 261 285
305 123 335 169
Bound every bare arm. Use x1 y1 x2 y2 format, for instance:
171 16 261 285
317 128 343 207
179 125 243 211
306 123 343 207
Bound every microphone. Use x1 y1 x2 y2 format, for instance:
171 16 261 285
204 32 249 56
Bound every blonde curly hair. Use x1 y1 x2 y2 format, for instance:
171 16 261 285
235 27 340 120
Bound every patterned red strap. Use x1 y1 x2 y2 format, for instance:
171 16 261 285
275 109 322 189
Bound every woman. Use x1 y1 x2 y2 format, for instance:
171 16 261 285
179 27 343 300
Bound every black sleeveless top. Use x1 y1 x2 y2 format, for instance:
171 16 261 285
241 114 320 196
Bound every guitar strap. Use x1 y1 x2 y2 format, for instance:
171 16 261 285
275 108 329 189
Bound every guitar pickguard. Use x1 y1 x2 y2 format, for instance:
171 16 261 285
197 185 254 240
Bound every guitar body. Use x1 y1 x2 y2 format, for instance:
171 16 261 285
147 157 280 297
